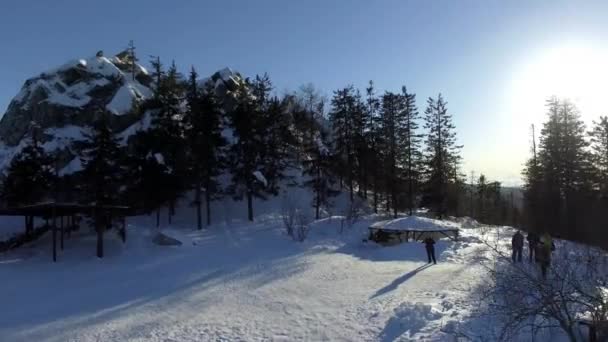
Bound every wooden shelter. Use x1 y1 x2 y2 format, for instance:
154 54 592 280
368 218 459 246
0 202 132 261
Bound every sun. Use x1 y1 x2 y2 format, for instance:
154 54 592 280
509 44 608 126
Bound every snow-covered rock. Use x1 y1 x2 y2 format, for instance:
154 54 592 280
0 48 245 174
0 51 153 147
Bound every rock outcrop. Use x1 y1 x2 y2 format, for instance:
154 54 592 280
0 50 244 175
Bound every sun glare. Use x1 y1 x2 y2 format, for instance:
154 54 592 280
510 44 608 126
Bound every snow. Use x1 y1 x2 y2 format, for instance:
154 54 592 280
59 156 83 176
315 134 330 156
0 216 26 241
370 216 460 231
118 110 153 144
41 125 90 152
11 55 152 112
106 84 137 115
218 67 234 82
154 153 165 165
253 170 268 187
0 197 531 342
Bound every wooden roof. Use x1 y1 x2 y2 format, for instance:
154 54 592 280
0 202 132 216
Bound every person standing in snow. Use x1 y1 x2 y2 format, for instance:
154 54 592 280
537 232 555 279
423 236 437 264
526 231 539 262
511 230 524 262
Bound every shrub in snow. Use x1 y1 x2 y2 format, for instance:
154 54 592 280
471 234 608 341
340 197 367 233
281 195 310 242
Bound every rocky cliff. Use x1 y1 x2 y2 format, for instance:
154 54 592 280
0 50 243 175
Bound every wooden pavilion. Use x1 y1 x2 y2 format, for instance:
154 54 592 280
368 218 460 246
0 202 132 261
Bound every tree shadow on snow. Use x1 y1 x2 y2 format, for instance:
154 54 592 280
0 225 315 342
370 263 434 299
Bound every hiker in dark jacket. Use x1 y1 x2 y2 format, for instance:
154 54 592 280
527 231 539 262
511 231 524 262
423 237 437 264
535 233 556 279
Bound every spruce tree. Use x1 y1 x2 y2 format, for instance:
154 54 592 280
422 94 462 218
227 75 292 221
365 81 383 213
184 67 227 229
2 129 54 207
79 113 124 206
526 97 593 236
302 128 339 219
329 86 358 200
589 116 608 198
400 86 422 215
380 91 404 217
122 130 170 226
149 60 186 223
78 113 125 258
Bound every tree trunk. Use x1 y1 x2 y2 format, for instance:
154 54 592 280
247 191 254 222
156 208 160 228
373 181 378 214
315 162 321 220
195 186 202 230
96 213 104 258
168 202 173 225
205 186 211 227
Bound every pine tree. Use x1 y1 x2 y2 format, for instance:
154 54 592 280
149 60 186 223
476 174 488 221
522 124 542 230
184 67 227 229
365 81 383 213
400 86 422 215
149 56 164 97
78 113 125 258
589 116 608 198
122 130 171 227
302 129 339 219
422 94 462 218
227 75 292 221
352 89 368 198
79 113 124 206
380 91 404 217
525 97 593 236
2 128 54 207
329 86 358 200
127 40 138 80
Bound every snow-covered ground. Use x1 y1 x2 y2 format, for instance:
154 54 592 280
0 208 591 341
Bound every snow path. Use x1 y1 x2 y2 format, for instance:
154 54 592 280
0 217 488 341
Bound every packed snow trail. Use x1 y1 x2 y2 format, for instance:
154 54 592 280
0 215 497 341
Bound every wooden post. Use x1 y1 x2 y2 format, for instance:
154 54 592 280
121 216 127 243
60 215 64 250
67 215 71 239
96 208 104 258
52 206 57 262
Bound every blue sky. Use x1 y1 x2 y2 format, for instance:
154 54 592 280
1 0 607 185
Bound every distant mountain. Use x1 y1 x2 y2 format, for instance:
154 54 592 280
0 50 243 175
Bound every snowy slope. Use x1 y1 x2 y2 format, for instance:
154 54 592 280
1 203 585 342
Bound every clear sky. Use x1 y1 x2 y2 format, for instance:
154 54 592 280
2 0 608 185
